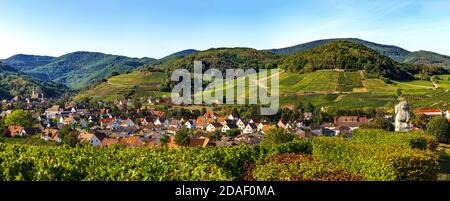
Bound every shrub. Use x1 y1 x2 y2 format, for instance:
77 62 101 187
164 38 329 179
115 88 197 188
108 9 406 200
0 139 312 181
262 128 298 145
252 153 362 181
425 116 450 143
351 129 438 151
312 137 439 181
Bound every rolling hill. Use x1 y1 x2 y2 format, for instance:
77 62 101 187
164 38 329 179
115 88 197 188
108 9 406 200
157 49 199 64
154 47 280 71
402 51 450 69
0 62 68 99
279 41 413 79
266 38 410 61
74 70 170 102
3 52 157 90
2 54 55 71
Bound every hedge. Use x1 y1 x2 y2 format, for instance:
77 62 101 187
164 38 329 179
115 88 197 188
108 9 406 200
252 153 362 181
312 137 439 181
351 129 438 151
0 139 312 181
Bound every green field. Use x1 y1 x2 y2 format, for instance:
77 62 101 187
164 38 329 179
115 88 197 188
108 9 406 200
437 74 450 89
279 70 363 94
74 71 170 102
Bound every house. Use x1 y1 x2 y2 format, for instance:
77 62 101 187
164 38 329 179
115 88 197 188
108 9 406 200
119 136 145 147
414 109 444 117
277 120 292 130
206 122 223 132
118 98 130 106
45 105 60 119
169 119 180 129
236 119 246 130
154 117 162 126
80 119 89 128
140 117 154 126
79 132 101 147
120 118 135 128
204 110 216 119
303 112 313 120
100 118 120 130
184 120 196 129
334 116 368 128
227 114 238 120
234 133 262 145
243 123 258 134
41 128 61 142
4 125 28 137
62 116 77 125
196 116 205 129
221 122 238 133
101 138 119 147
277 119 287 129
188 137 210 148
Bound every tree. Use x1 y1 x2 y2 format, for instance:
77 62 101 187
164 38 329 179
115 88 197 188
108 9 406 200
360 117 394 131
175 128 191 146
225 129 241 138
4 110 33 127
262 128 297 145
59 125 80 147
411 113 429 129
160 134 170 147
208 130 222 141
425 116 450 143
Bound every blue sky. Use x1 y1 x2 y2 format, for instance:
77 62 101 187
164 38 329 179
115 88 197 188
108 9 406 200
1 0 450 59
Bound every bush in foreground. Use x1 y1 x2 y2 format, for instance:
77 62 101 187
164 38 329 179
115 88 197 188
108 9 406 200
351 129 438 151
312 137 439 181
425 116 450 143
0 139 312 181
252 153 362 181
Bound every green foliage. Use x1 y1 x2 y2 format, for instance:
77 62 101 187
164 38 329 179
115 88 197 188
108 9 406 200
252 153 362 181
175 128 191 146
425 116 450 143
402 50 450 70
267 38 410 61
160 134 169 147
58 125 80 147
0 63 68 99
312 137 439 181
262 128 298 145
359 118 394 131
4 110 33 127
225 129 241 137
351 129 438 151
411 112 429 129
157 47 280 72
22 52 157 89
0 139 312 181
208 131 223 140
279 41 413 80
0 136 58 146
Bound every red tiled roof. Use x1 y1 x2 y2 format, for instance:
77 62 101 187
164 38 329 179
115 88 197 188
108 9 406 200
414 109 442 113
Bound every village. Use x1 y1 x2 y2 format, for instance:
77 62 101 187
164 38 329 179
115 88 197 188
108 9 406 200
1 90 450 149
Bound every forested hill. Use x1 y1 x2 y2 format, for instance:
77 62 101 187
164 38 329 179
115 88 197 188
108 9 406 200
278 41 414 79
2 54 55 71
152 47 280 72
266 38 410 61
402 50 450 69
0 62 68 99
3 52 157 90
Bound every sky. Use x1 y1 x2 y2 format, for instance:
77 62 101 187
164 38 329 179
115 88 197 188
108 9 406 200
1 0 450 59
